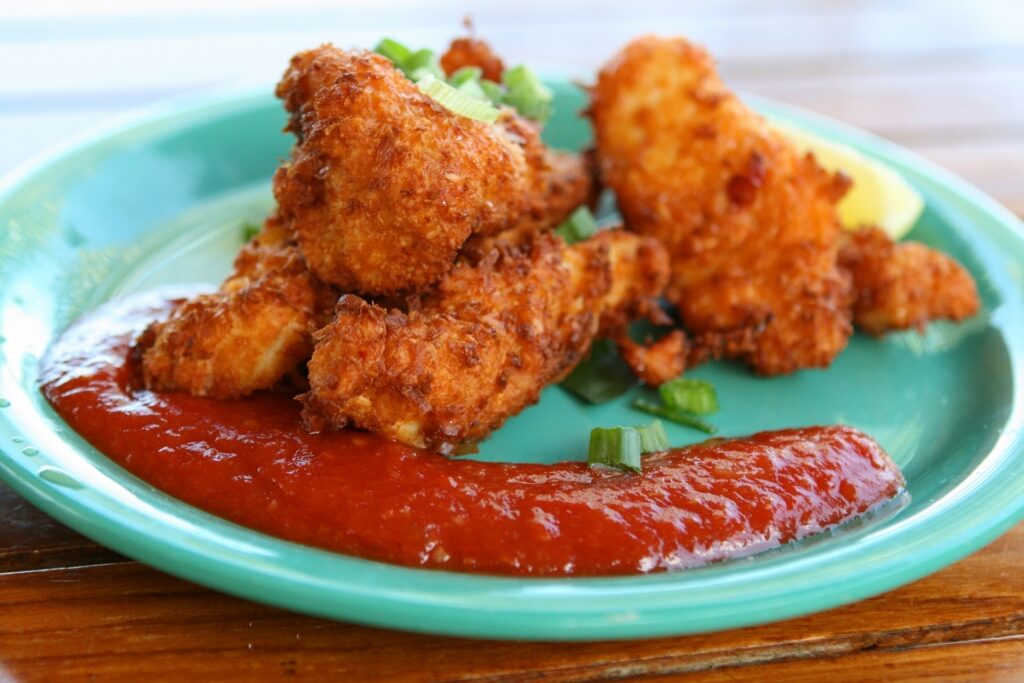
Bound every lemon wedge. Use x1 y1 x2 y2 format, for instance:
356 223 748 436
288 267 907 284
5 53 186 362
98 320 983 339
770 120 924 240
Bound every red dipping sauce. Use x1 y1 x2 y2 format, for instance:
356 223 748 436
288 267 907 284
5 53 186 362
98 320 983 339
41 292 906 576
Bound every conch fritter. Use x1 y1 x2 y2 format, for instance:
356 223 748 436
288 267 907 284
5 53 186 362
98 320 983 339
302 230 669 452
592 36 854 375
274 45 586 296
137 216 336 399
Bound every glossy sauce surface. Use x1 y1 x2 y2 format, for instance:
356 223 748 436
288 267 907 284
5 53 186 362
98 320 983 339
41 292 905 576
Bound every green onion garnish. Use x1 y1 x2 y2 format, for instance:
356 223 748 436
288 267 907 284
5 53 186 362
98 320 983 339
479 79 505 106
555 206 598 245
560 339 638 404
455 79 487 101
449 66 483 87
374 38 412 67
588 427 642 473
659 378 719 415
632 399 717 435
588 420 669 474
636 419 669 453
403 49 444 79
374 40 444 82
373 37 552 123
446 67 489 100
417 75 500 123
240 221 260 242
501 65 553 123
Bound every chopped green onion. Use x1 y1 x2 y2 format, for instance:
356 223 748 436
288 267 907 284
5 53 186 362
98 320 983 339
587 421 666 473
449 66 483 87
454 78 487 101
555 206 598 244
632 399 717 435
374 41 444 82
560 339 637 404
374 38 412 66
501 65 553 123
447 67 490 101
659 378 718 415
417 75 500 123
373 37 553 123
403 48 445 81
405 66 434 83
588 427 642 473
240 221 260 242
404 48 437 71
636 420 669 453
479 79 505 105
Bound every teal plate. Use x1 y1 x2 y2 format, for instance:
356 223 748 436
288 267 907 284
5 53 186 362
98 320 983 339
0 79 1022 641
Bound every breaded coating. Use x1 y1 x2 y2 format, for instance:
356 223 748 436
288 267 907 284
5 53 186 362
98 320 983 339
303 230 669 452
440 37 505 82
590 226 672 334
480 113 595 248
137 217 336 399
439 35 594 246
839 227 980 335
461 118 594 257
274 45 539 296
592 36 853 375
616 331 688 386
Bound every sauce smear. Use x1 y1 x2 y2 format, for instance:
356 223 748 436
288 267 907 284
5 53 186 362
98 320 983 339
41 292 905 576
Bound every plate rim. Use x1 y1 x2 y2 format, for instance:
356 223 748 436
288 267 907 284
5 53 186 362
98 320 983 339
0 81 1022 641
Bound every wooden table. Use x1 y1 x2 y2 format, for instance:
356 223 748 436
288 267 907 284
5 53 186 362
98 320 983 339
1 2 1022 680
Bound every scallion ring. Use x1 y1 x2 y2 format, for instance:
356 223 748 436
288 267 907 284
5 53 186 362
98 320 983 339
417 75 500 123
632 399 717 435
659 378 719 415
555 206 598 245
588 426 642 473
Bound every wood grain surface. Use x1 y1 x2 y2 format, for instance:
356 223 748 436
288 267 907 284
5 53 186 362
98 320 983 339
1 1 1022 680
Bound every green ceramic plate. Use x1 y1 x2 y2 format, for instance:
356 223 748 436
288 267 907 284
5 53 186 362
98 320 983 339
0 79 1021 641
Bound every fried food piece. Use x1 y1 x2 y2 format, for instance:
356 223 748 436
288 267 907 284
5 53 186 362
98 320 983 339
440 37 505 81
615 331 688 386
838 227 980 335
274 45 541 296
477 113 595 249
137 217 336 399
439 35 594 246
592 36 853 375
303 230 669 452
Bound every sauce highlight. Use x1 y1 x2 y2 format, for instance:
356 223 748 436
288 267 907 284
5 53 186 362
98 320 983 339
41 292 906 576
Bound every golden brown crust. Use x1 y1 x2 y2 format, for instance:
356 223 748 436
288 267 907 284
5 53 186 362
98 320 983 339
497 114 595 243
440 37 594 247
592 36 853 375
303 231 669 452
615 330 687 386
458 114 595 257
440 37 505 82
137 219 337 399
273 45 534 295
585 228 672 334
839 227 980 335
